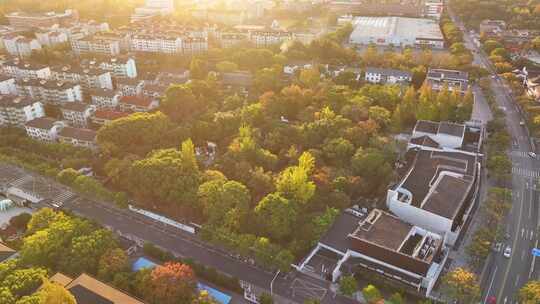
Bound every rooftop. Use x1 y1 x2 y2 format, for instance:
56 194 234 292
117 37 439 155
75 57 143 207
0 95 37 108
349 209 412 251
119 95 153 107
58 127 97 142
0 242 15 262
51 273 145 304
398 149 477 219
365 67 412 78
17 78 79 90
25 117 58 129
61 102 90 112
93 110 129 121
427 69 469 82
413 120 465 138
350 16 443 41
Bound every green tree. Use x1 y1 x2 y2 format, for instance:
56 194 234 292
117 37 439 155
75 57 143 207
2 268 48 298
299 68 320 88
36 280 76 304
441 268 481 304
26 208 64 235
519 280 540 304
97 248 129 282
339 275 357 296
161 84 201 122
322 137 354 167
190 58 208 79
352 148 393 195
388 292 404 304
259 293 274 304
275 152 316 205
255 193 297 240
216 61 239 73
62 229 117 275
197 179 250 230
56 168 80 186
128 139 201 207
362 284 382 303
368 106 391 129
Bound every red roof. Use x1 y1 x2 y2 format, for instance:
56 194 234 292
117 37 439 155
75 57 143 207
119 95 153 107
94 110 129 121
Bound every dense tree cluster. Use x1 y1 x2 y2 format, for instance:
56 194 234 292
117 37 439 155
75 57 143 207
451 0 540 30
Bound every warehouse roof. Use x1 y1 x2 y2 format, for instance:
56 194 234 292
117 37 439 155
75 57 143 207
350 16 444 42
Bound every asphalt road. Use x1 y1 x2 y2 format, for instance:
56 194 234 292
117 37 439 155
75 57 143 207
450 11 540 304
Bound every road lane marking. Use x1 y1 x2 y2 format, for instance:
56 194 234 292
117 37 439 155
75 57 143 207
497 185 525 301
522 249 526 261
483 265 498 304
515 274 520 287
522 228 525 238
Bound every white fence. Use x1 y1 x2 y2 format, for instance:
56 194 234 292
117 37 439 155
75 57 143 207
128 205 196 234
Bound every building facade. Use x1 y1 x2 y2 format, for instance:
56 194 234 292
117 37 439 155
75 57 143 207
0 95 44 127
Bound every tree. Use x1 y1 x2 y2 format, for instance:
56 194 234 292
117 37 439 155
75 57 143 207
193 290 219 304
258 293 274 304
36 280 76 304
190 58 208 79
275 152 316 205
97 248 129 281
299 68 320 88
441 268 480 304
128 139 201 207
62 228 117 275
2 268 48 298
161 84 202 122
197 179 250 230
351 148 393 195
322 137 354 167
255 193 297 240
362 284 382 303
9 213 32 231
56 168 80 186
368 106 391 129
519 280 540 304
26 208 64 235
145 262 197 304
339 275 357 296
97 112 176 157
388 292 404 304
255 67 282 93
216 61 239 73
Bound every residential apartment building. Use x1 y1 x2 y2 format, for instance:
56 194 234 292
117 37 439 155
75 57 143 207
0 95 44 127
51 64 113 90
182 37 208 54
217 31 250 48
130 33 183 54
2 59 51 79
424 0 444 20
116 78 144 96
364 67 412 84
523 68 540 101
24 117 65 142
118 95 158 112
71 35 121 56
35 30 69 47
82 57 138 78
91 110 129 126
60 102 96 128
90 89 121 109
0 75 17 95
250 29 292 47
57 126 98 150
479 20 506 36
296 208 448 297
5 9 78 29
3 35 42 57
425 68 469 94
16 78 83 105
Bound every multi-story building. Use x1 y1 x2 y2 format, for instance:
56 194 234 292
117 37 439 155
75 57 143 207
24 117 65 142
60 102 96 128
386 147 480 245
424 0 444 20
2 59 51 79
116 78 144 96
35 30 69 47
0 75 17 95
91 109 129 126
71 35 121 56
131 0 175 22
118 95 158 112
16 78 83 105
51 64 113 90
82 56 137 78
296 208 448 297
479 20 506 36
5 9 78 29
364 67 412 84
425 69 469 94
89 88 121 109
249 29 292 47
524 68 540 101
57 126 98 150
130 33 183 54
217 30 250 48
0 95 44 127
182 37 208 54
2 35 42 57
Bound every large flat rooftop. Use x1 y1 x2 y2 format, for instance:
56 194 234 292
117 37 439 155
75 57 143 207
350 16 443 41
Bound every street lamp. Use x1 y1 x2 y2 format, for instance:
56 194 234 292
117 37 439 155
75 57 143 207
270 270 280 296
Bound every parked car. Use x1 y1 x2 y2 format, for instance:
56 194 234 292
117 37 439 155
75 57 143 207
528 152 537 159
504 246 512 258
493 242 502 252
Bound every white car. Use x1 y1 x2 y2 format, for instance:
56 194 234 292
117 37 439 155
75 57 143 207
493 242 502 252
503 246 511 258
528 152 537 159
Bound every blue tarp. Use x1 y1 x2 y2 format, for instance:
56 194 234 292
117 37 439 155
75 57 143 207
132 257 158 271
131 257 232 304
197 283 232 304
